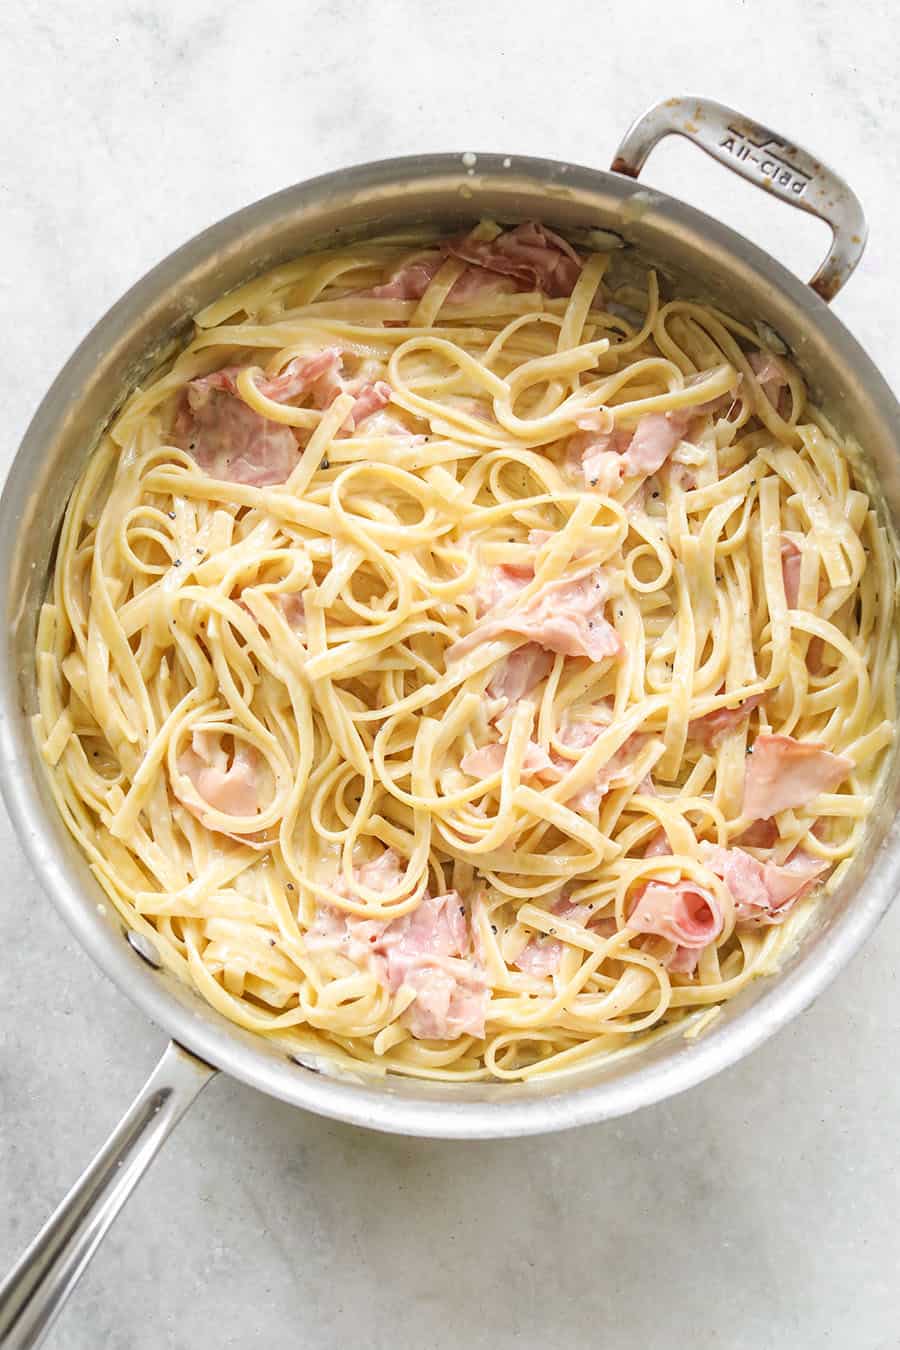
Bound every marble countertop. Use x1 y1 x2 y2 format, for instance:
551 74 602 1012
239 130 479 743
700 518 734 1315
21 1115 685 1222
2 3 898 1347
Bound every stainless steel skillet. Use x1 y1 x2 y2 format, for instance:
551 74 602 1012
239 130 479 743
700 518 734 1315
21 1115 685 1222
1 97 899 1349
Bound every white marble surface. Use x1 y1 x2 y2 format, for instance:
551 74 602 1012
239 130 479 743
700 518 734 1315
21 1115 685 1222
2 3 899 1347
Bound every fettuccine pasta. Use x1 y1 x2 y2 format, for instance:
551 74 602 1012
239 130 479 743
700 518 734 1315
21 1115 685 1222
34 220 897 1081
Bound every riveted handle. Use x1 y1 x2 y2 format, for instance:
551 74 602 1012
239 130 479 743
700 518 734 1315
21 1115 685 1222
611 96 867 301
0 1042 216 1350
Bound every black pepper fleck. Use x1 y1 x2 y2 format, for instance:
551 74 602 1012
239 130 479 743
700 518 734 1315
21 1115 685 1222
167 511 176 520
173 559 182 568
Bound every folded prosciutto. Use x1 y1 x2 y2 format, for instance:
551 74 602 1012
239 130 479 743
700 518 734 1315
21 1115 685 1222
743 734 853 819
176 350 391 485
626 879 722 975
451 565 621 665
568 409 692 492
702 843 828 926
175 730 260 826
307 852 488 1040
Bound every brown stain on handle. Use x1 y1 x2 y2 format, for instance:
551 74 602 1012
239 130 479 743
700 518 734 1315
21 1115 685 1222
810 272 841 302
610 156 639 178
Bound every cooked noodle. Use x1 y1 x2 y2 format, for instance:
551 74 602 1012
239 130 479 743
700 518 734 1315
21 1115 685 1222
34 221 897 1081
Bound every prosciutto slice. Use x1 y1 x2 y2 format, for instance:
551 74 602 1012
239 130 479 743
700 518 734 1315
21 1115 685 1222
512 896 593 977
360 223 581 307
743 734 853 819
380 892 487 1040
541 717 646 812
475 563 534 617
175 731 260 825
750 350 789 404
451 567 621 665
446 222 582 298
569 410 691 491
178 350 391 485
362 256 443 300
781 537 802 607
460 740 555 778
465 708 643 812
702 843 828 926
308 868 487 1040
513 936 565 977
626 880 722 953
175 384 300 487
688 693 764 748
354 847 407 894
486 643 554 702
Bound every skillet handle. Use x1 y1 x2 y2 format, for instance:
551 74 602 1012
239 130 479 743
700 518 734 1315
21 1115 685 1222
611 95 867 302
0 1041 216 1350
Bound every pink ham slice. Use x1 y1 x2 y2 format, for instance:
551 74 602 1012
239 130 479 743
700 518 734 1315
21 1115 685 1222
301 356 392 432
626 879 722 956
538 714 645 812
354 847 407 893
743 734 853 819
643 830 673 858
487 579 619 661
379 892 469 983
569 410 691 490
277 593 306 630
175 730 260 826
702 843 829 926
397 961 488 1040
463 704 638 813
360 253 520 305
514 936 564 977
460 739 555 778
486 643 554 702
688 693 764 748
451 567 622 665
444 267 519 303
308 870 487 1040
781 537 802 607
446 222 583 298
462 719 643 815
736 817 779 849
344 381 392 428
304 901 388 965
378 892 487 1040
305 848 407 961
189 350 342 405
475 563 534 617
625 411 692 476
175 385 300 487
512 896 593 977
178 350 391 485
362 256 443 300
750 351 789 404
177 351 351 487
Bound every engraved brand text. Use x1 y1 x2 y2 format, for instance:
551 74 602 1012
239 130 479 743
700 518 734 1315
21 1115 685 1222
718 126 810 196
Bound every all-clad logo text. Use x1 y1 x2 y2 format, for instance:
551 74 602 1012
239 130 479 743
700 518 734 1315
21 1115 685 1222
718 124 810 196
